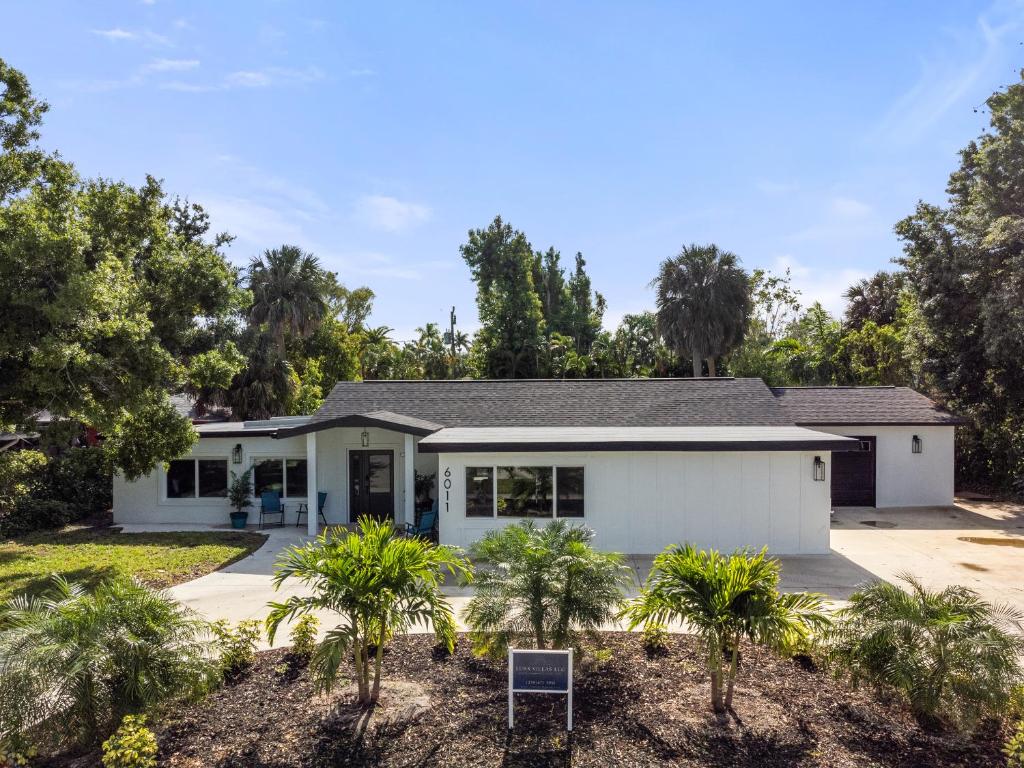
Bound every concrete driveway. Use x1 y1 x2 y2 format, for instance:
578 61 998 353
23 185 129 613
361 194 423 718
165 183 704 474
150 497 1024 647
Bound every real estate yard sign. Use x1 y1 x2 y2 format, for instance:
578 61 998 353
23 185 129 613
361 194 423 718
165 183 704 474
508 648 574 731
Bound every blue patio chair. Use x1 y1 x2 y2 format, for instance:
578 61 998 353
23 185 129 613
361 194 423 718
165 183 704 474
296 491 328 528
259 491 286 529
404 499 438 539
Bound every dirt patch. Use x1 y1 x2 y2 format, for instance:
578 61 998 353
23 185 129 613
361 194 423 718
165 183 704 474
125 634 1006 768
957 536 1024 548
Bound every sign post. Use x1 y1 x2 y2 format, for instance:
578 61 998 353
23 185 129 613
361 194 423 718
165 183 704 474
508 648 574 732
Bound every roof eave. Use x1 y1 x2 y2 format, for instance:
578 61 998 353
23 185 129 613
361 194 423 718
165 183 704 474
273 413 441 439
417 438 859 454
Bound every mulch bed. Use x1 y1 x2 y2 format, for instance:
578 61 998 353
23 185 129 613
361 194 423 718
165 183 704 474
139 633 1007 768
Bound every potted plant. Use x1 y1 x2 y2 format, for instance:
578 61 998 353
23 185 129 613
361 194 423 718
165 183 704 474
228 467 253 529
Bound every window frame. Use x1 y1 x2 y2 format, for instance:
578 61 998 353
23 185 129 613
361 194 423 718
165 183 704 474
162 457 229 502
250 456 309 499
465 464 584 519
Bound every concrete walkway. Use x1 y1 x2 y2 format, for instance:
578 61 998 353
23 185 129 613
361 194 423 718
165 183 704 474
134 497 1024 649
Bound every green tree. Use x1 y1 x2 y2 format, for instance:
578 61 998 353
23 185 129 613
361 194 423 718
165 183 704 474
248 245 332 351
559 252 605 353
226 328 297 420
826 574 1024 731
843 271 906 331
0 60 244 478
896 74 1024 491
463 520 631 656
727 268 802 384
460 216 546 378
0 576 215 749
653 244 752 377
266 519 471 706
622 545 827 713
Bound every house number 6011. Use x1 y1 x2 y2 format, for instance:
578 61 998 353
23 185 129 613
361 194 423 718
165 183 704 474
443 467 451 513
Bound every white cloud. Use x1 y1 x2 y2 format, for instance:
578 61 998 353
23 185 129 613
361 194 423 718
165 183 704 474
146 58 199 72
869 2 1024 144
93 28 136 40
771 255 869 318
829 196 872 219
163 65 324 93
92 27 171 46
355 195 431 232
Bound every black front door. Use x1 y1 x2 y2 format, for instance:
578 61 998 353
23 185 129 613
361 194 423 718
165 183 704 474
349 450 394 522
831 436 876 507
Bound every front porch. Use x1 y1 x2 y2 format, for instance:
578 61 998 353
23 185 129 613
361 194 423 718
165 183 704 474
283 422 439 537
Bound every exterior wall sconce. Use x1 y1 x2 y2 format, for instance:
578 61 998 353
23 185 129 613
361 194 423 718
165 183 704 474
361 430 370 448
912 435 922 454
232 443 243 464
813 456 826 482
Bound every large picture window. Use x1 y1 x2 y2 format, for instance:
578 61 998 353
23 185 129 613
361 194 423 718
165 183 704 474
166 459 227 499
253 458 308 498
465 465 584 518
466 467 494 517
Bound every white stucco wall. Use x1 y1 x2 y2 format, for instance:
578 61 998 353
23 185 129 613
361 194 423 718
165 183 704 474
435 450 831 555
813 425 954 508
113 427 436 526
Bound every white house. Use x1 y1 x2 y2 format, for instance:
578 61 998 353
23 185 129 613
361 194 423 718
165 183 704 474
112 378 962 555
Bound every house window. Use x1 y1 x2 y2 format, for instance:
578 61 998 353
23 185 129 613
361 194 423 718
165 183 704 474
466 467 494 517
166 459 227 499
253 458 308 497
556 467 585 517
497 466 553 518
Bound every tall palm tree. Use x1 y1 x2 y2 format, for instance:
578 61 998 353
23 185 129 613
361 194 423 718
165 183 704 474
0 576 215 748
266 519 471 706
464 520 631 656
826 573 1024 731
622 545 827 713
248 245 331 350
226 328 296 419
653 244 752 377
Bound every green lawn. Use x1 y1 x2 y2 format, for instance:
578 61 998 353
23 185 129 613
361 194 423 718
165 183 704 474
0 526 267 601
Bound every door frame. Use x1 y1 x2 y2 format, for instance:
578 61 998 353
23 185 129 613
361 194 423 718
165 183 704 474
347 448 396 523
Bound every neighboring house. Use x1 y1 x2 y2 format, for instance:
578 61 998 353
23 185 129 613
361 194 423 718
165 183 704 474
112 378 962 555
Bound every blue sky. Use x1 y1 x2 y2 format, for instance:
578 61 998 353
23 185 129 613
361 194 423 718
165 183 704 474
4 2 1022 341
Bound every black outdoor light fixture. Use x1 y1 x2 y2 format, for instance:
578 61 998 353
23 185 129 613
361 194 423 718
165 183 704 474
912 434 922 454
813 456 826 482
232 443 243 464
361 429 370 448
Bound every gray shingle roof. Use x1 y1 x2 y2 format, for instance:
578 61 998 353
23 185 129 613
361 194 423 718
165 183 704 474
303 378 795 430
771 386 965 426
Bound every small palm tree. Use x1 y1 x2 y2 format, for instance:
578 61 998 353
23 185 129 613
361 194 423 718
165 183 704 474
266 518 471 706
622 545 827 713
463 520 631 656
0 576 215 748
826 573 1024 731
653 244 752 377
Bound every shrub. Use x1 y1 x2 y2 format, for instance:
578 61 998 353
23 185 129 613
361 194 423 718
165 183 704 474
211 619 261 676
0 734 37 768
622 545 828 713
289 615 319 659
44 446 112 517
0 498 72 537
266 518 471 705
826 573 1024 731
0 576 215 748
1007 721 1024 768
0 450 47 507
101 715 157 768
641 623 670 655
463 520 631 657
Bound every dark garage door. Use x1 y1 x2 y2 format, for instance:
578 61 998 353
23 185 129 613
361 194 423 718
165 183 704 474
831 436 876 507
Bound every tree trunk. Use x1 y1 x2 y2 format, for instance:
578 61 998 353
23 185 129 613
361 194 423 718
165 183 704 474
724 632 740 709
353 640 368 705
708 647 725 713
707 357 717 377
370 632 386 703
692 347 703 378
